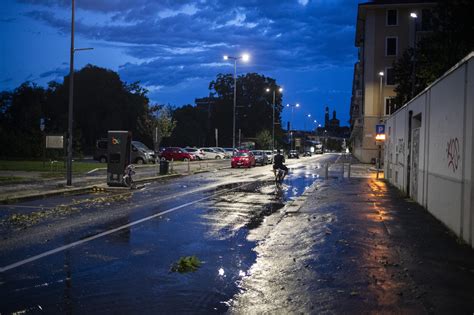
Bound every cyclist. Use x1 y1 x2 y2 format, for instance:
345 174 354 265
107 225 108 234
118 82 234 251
273 149 288 182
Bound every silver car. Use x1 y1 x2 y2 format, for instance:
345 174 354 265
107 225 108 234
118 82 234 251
251 150 269 166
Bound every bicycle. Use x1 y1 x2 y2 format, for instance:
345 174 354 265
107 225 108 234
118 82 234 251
123 164 136 189
274 168 285 187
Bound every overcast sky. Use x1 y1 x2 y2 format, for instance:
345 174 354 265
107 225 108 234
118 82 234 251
1 0 364 130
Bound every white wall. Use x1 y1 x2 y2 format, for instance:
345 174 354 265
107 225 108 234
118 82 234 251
384 53 474 247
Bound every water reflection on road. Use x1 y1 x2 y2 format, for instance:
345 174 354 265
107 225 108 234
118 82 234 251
0 155 337 313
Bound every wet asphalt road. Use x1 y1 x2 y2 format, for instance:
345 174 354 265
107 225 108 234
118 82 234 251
0 154 338 314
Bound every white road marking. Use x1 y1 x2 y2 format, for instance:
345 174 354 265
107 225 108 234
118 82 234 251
0 182 252 273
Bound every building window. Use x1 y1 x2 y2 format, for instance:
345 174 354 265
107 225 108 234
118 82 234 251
386 37 397 56
386 9 398 26
385 97 395 116
385 67 395 86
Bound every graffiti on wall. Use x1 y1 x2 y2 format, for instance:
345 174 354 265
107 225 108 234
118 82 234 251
446 138 460 173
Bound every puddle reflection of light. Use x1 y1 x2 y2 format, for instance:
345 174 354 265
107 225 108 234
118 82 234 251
218 267 225 276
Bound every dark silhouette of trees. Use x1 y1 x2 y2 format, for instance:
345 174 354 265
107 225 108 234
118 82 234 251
393 0 474 108
0 82 46 157
0 65 164 158
208 73 283 146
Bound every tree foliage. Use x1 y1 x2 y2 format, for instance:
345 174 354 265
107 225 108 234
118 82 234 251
255 129 273 149
208 73 284 146
0 65 163 158
393 0 474 108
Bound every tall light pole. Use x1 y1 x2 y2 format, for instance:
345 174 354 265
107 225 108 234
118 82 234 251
66 0 93 186
223 53 250 152
377 71 384 179
410 12 418 99
66 0 75 186
286 103 300 150
266 87 283 152
304 114 312 131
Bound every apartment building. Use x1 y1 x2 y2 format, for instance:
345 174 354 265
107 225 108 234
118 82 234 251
350 0 436 163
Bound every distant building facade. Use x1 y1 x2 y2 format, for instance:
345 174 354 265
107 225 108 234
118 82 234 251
350 0 436 163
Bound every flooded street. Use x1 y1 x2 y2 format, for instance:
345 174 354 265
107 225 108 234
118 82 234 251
0 155 338 313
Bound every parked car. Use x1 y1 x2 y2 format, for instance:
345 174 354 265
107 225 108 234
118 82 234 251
159 147 196 161
212 147 231 159
264 150 274 164
93 139 156 164
199 147 225 159
288 150 300 159
231 150 256 168
224 147 238 156
185 147 206 160
303 151 312 157
251 150 269 166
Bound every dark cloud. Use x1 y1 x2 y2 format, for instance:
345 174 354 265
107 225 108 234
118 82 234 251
21 0 360 89
39 67 69 79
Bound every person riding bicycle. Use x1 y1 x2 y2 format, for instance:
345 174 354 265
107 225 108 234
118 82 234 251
273 149 288 181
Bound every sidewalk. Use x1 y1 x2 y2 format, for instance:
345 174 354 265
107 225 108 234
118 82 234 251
231 175 474 313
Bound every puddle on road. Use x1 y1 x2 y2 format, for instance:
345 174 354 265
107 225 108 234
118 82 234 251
1 167 326 314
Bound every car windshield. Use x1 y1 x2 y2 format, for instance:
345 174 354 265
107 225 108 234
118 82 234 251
252 151 262 155
132 141 150 151
235 152 249 157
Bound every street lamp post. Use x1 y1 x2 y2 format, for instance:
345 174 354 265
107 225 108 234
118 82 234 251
286 103 300 150
377 71 384 179
266 87 283 152
304 114 312 131
223 53 249 153
410 12 418 99
66 0 93 186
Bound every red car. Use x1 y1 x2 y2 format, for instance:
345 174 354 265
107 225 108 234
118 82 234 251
231 150 256 168
160 147 196 161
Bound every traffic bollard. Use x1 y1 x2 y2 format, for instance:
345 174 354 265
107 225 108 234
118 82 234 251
170 158 174 173
325 163 329 179
342 163 345 178
187 158 191 174
348 163 351 179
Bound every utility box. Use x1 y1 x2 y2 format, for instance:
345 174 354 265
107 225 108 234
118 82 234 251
107 130 132 187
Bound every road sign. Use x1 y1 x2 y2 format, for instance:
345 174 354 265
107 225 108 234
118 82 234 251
375 124 386 141
376 124 385 134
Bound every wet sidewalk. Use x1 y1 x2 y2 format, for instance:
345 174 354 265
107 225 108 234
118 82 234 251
231 177 474 314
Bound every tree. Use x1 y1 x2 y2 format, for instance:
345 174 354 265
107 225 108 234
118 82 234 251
255 130 272 149
151 105 176 149
392 0 474 108
0 82 46 158
208 73 283 146
0 65 163 158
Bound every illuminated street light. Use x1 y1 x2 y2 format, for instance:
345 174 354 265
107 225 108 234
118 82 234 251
410 12 419 98
223 53 250 152
286 103 300 150
266 87 283 152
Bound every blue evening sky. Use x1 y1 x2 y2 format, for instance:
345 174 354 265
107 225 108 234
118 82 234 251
1 0 365 130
